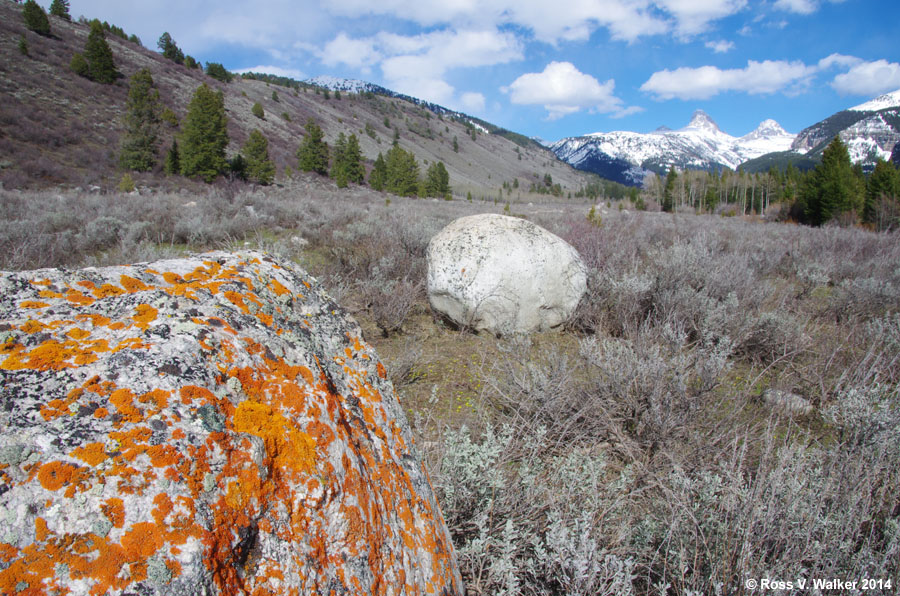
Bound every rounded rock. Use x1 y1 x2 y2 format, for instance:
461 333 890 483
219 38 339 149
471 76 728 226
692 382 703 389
426 213 587 334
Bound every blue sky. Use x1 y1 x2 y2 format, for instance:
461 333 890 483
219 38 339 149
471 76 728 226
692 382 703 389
62 0 900 141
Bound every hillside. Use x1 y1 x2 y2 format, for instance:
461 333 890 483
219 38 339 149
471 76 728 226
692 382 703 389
0 1 589 195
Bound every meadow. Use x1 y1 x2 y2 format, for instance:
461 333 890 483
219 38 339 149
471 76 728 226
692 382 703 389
2 178 898 594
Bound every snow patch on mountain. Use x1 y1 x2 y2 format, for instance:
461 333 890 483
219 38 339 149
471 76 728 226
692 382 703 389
552 111 796 183
304 76 381 94
848 89 900 112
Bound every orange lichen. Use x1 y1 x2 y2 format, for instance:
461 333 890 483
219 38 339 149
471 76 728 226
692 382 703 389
132 304 158 330
19 300 49 309
20 320 47 334
233 401 316 476
109 389 143 424
94 407 109 419
66 327 91 340
223 291 251 314
377 362 387 379
120 274 151 293
93 283 126 298
65 289 95 306
71 443 107 467
269 279 290 296
37 461 80 491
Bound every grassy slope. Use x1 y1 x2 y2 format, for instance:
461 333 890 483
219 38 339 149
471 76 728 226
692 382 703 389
0 0 590 195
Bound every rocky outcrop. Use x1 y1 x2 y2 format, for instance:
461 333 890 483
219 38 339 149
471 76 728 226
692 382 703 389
426 214 586 335
0 251 462 595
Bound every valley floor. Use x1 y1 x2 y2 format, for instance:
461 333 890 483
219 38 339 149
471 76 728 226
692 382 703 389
2 178 898 594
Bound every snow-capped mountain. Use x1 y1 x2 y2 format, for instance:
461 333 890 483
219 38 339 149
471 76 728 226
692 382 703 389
304 76 387 95
550 111 796 185
792 88 900 165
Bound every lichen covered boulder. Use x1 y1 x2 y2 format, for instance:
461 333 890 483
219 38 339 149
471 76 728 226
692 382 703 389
426 214 587 335
0 251 462 595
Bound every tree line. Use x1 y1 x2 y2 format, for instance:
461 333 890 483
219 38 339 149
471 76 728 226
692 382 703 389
119 71 452 197
645 137 899 230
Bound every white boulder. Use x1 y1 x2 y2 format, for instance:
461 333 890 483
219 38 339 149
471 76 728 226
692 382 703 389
426 214 587 334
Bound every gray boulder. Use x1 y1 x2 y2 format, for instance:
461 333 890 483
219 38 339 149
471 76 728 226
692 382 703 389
426 214 587 335
0 251 462 595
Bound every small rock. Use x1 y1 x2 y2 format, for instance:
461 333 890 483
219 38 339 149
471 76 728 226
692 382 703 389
763 389 814 416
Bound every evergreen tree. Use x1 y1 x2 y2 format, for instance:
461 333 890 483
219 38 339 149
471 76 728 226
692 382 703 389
157 32 184 64
662 167 677 212
385 145 419 197
205 62 232 83
163 139 180 176
49 0 70 20
241 130 275 185
865 159 900 223
18 35 28 56
424 161 450 197
330 133 349 187
184 55 199 69
296 119 329 175
251 102 265 119
84 20 117 83
119 68 161 172
180 83 229 182
70 53 89 77
369 152 387 191
453 136 459 153
801 136 864 225
331 133 364 187
22 0 50 35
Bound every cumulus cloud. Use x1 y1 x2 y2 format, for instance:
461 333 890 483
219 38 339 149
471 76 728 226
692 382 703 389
656 0 747 37
321 28 522 108
831 60 900 96
321 33 381 72
460 92 487 113
774 0 817 14
641 59 816 100
504 61 635 120
705 40 735 53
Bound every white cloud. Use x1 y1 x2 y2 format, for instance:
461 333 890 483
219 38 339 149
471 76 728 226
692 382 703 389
234 65 307 80
460 92 487 113
831 60 900 96
641 60 816 100
705 40 735 53
321 33 381 72
321 28 522 108
774 0 817 14
655 0 747 37
504 61 633 120
818 53 863 70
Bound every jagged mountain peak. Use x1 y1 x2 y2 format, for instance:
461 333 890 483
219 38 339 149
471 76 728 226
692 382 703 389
685 110 721 133
743 119 790 141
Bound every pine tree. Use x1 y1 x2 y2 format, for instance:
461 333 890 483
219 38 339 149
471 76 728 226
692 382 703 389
385 145 419 197
662 167 677 212
163 140 180 176
343 134 365 184
119 68 161 172
84 20 117 84
802 136 864 225
453 136 459 153
251 102 265 119
296 119 329 175
242 130 275 185
22 0 50 35
369 153 387 191
205 62 232 83
864 159 900 223
157 32 184 64
180 84 229 182
330 133 349 187
424 161 450 197
49 0 70 20
18 35 28 56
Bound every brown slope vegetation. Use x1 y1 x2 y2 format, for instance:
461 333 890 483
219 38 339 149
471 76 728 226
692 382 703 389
0 0 589 193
